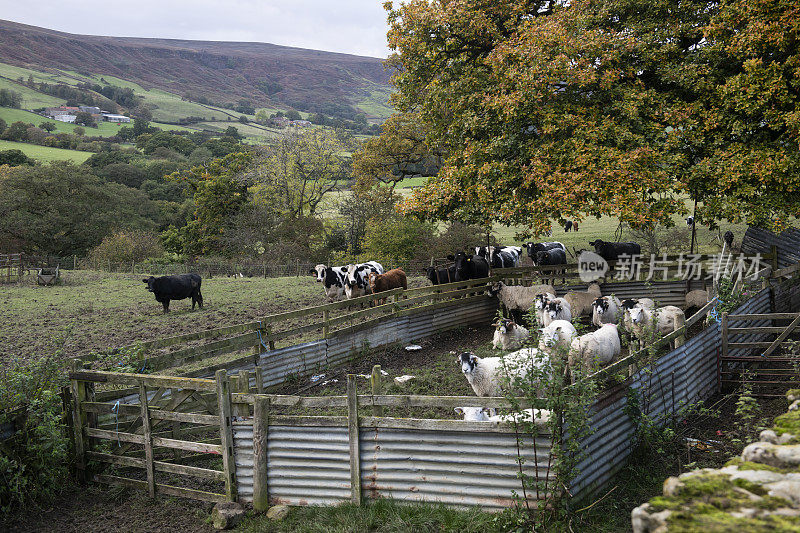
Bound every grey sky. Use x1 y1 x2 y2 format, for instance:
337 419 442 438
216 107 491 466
0 1 391 58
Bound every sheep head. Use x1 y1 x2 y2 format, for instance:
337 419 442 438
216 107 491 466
458 352 478 375
454 407 496 421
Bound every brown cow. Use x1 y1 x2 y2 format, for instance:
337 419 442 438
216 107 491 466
368 268 407 304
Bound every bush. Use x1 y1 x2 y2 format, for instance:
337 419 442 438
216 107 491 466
362 215 436 265
88 230 164 264
0 354 70 515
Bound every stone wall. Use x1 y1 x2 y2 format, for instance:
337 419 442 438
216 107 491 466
632 390 800 532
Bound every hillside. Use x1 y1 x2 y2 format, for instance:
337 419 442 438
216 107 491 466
0 19 393 122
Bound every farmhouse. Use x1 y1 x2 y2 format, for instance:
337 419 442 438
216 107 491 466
44 105 79 118
102 113 131 123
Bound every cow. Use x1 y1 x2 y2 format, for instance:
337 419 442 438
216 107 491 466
368 269 408 304
564 221 573 232
447 251 490 281
424 265 456 285
536 248 567 266
142 273 203 313
344 261 384 299
588 240 642 262
524 242 567 264
309 264 348 302
490 246 522 268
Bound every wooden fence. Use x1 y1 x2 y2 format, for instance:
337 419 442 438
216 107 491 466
0 253 23 283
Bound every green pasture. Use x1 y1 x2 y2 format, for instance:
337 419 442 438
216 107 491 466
0 77 65 108
352 82 394 122
0 107 189 135
0 139 93 163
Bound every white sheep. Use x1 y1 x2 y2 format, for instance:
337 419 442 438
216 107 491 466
538 320 578 357
492 318 530 351
564 283 602 318
457 348 549 397
621 298 657 331
542 298 572 326
533 292 557 325
454 406 551 425
488 282 557 317
568 323 621 371
626 305 686 342
591 295 622 327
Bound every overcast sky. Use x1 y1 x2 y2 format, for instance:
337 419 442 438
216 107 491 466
0 1 391 58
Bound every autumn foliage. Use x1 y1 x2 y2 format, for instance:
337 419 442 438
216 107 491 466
381 0 800 234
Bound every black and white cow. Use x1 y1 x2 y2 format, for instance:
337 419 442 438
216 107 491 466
447 251 490 281
492 246 522 268
142 273 203 313
344 261 384 299
524 242 566 264
535 248 567 266
309 264 348 302
588 240 642 262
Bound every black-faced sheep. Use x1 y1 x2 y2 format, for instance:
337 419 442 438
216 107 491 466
492 318 530 351
592 295 622 327
542 298 572 326
626 305 686 342
564 283 602 318
488 281 556 323
457 349 548 397
569 323 621 371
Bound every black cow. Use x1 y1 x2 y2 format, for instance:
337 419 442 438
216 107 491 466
447 251 490 281
564 221 573 232
142 273 203 313
524 242 566 264
588 240 642 261
724 230 734 247
424 265 456 285
536 248 567 265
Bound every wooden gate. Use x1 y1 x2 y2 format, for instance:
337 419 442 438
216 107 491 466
67 363 238 502
720 311 800 397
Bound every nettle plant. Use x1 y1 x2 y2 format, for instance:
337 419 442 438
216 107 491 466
495 310 598 526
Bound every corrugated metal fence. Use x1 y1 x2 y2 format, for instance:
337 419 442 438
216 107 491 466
571 288 773 501
742 226 800 269
232 421 552 510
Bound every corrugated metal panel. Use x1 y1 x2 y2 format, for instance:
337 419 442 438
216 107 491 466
361 427 553 509
554 281 688 307
232 423 254 501
268 425 351 506
742 226 800 269
257 340 328 389
774 279 800 313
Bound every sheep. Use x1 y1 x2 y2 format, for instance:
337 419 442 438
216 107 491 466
591 295 622 327
620 298 656 311
564 283 602 318
569 323 621 371
538 320 578 357
685 289 709 310
533 292 557 325
457 348 548 397
626 305 686 344
488 281 556 323
492 318 530 351
454 406 551 425
542 298 572 326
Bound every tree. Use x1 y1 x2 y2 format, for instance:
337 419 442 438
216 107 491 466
101 163 147 188
385 0 800 233
143 132 197 157
0 117 5 132
223 126 242 140
73 126 85 137
39 122 57 132
73 112 96 127
254 110 270 125
249 128 349 219
336 182 400 254
165 152 255 255
353 111 441 186
285 110 301 121
0 162 158 255
0 149 33 166
239 115 249 124
25 127 47 145
1 121 31 142
0 88 22 108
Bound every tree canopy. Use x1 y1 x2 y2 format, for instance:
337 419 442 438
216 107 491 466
384 0 800 234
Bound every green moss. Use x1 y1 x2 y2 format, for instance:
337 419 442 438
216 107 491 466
648 474 791 514
785 389 800 399
773 410 800 438
667 510 800 532
725 458 785 473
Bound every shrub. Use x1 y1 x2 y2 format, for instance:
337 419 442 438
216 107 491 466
362 215 436 265
0 354 70 515
88 230 164 264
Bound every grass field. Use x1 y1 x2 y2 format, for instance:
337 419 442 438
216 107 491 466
0 107 191 136
0 76 65 108
0 139 93 162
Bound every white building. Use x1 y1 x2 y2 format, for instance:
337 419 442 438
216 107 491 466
53 114 76 123
102 114 131 123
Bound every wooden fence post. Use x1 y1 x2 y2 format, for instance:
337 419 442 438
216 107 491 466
69 359 87 483
674 313 686 348
370 365 383 417
323 310 330 339
771 245 778 272
232 370 250 418
347 375 361 505
215 370 238 502
138 381 156 497
254 367 264 394
721 312 729 360
252 396 270 512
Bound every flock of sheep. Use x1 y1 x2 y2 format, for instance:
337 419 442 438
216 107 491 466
455 279 710 424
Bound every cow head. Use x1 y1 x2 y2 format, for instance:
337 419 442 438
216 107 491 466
457 352 478 376
311 264 328 282
588 239 604 250
536 250 549 264
368 272 380 292
142 276 156 292
344 264 359 289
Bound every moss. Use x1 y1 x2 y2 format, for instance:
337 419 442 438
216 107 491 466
648 473 792 514
666 510 800 532
773 410 800 438
725 458 785 473
786 389 800 400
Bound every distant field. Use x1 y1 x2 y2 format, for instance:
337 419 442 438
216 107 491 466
0 107 192 136
0 139 92 163
352 82 394 122
0 76 64 108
